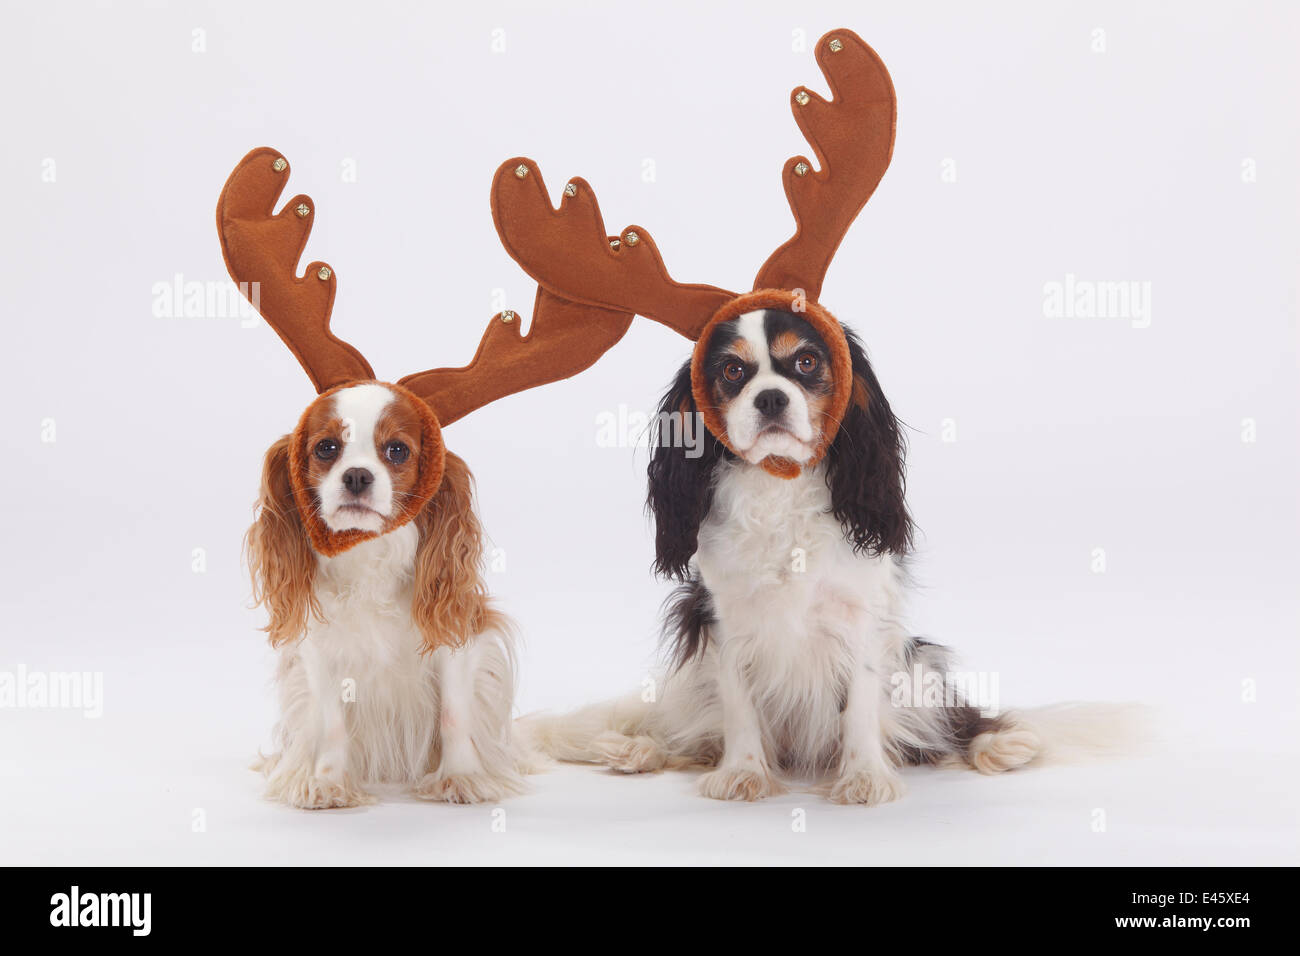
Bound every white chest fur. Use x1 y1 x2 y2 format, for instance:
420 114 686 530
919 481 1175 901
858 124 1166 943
310 522 424 669
293 523 436 783
692 462 904 767
695 462 900 635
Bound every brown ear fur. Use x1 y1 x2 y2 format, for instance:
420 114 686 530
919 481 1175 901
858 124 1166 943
412 451 502 653
246 435 319 647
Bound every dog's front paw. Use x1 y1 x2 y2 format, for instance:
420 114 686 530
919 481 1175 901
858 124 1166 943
414 771 520 805
273 771 375 810
828 768 905 806
698 766 784 802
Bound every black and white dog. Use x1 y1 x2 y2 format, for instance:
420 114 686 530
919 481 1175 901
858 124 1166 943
526 307 1127 804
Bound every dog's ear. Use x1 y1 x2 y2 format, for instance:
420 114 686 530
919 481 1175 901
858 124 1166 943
825 327 913 555
646 360 726 580
411 451 502 653
246 435 319 646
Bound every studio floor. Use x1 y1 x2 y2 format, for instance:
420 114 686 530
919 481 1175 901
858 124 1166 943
3 717 1293 866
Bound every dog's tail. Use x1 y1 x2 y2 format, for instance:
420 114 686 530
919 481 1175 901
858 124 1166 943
516 693 653 764
967 702 1150 774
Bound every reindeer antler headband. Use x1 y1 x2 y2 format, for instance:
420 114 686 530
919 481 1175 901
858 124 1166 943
490 29 895 478
218 147 632 555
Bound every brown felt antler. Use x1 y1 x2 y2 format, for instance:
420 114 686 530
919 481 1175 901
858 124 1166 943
490 29 895 335
400 286 631 427
753 30 896 301
218 148 632 425
217 147 374 392
491 159 734 340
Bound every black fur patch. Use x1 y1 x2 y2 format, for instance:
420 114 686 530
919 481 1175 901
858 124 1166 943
661 575 716 670
646 360 730 580
824 325 913 555
700 318 752 401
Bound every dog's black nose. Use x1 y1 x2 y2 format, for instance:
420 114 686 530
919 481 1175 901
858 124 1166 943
753 389 790 418
342 468 374 496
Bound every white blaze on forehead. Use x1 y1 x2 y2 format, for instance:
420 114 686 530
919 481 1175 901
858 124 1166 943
332 383 395 458
319 383 397 532
735 311 772 374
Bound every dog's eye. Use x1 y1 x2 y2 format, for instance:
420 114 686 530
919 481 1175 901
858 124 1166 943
795 353 819 375
314 439 339 461
385 441 410 465
723 361 746 383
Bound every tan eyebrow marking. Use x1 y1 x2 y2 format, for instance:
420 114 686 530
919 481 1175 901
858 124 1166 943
771 331 808 360
724 338 755 364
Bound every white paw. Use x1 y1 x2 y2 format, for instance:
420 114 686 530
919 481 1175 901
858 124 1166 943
414 771 520 805
828 768 905 806
593 731 668 774
273 771 375 810
314 753 347 787
969 727 1041 775
698 765 783 802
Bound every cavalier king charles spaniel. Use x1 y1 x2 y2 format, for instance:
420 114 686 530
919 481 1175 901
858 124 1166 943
525 307 1128 804
248 382 528 809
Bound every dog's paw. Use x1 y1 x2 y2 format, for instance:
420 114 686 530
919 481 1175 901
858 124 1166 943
828 768 905 806
314 752 348 786
414 771 520 805
969 727 1041 775
593 731 668 774
274 771 375 810
698 765 784 802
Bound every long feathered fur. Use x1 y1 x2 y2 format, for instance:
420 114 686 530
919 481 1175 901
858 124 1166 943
412 452 506 653
247 436 319 647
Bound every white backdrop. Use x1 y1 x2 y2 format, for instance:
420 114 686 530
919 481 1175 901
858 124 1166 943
1 0 1296 865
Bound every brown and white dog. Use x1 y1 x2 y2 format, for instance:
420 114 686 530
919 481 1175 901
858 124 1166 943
248 383 524 808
